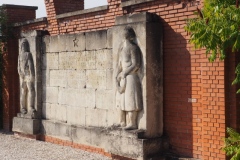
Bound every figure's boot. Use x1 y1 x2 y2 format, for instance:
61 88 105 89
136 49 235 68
119 110 126 127
124 111 138 130
20 91 27 114
30 108 36 119
21 108 27 114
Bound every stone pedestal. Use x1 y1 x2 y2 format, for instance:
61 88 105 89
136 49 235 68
12 117 40 135
41 120 167 160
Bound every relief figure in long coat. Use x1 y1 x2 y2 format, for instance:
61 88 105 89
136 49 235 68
115 26 143 130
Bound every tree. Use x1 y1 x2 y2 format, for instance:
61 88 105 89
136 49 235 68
185 0 240 93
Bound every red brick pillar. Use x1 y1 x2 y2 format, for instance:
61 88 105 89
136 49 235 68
44 0 84 35
1 4 37 131
200 53 226 160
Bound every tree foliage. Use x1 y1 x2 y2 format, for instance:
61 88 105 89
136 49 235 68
222 128 240 160
185 0 240 93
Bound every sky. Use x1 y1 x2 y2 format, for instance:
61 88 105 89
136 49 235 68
0 0 108 18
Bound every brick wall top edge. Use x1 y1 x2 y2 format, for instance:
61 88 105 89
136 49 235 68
121 0 155 7
1 4 38 10
13 17 47 27
56 5 108 19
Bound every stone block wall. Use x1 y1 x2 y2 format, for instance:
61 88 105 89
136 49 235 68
41 30 118 128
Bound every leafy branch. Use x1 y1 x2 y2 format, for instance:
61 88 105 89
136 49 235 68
222 128 240 160
185 0 240 93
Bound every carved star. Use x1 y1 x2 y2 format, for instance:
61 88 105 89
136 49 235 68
73 38 79 47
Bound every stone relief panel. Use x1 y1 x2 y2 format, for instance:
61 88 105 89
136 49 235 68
18 38 36 117
115 26 143 130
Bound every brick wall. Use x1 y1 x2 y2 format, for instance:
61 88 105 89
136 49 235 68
3 5 37 24
4 0 240 159
2 39 19 131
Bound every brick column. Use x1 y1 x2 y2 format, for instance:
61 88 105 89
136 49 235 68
1 4 37 131
44 0 84 35
201 54 226 160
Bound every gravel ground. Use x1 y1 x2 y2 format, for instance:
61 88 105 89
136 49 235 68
0 131 110 160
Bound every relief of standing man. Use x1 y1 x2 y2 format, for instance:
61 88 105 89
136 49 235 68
18 38 36 117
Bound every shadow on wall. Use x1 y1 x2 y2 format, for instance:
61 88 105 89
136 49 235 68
162 17 194 158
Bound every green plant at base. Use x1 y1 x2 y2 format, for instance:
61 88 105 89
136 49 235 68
185 0 240 93
222 128 240 160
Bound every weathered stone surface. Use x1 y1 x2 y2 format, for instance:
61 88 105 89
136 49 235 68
42 103 68 123
115 12 159 25
53 104 67 123
58 88 95 108
96 90 114 110
42 36 50 53
42 87 59 103
67 70 86 88
107 28 113 48
41 120 72 141
86 70 106 89
42 70 50 87
59 52 79 70
41 121 166 160
42 53 59 70
86 30 107 50
67 107 85 126
50 70 67 87
65 33 85 51
76 89 96 108
85 108 107 127
58 88 78 106
49 35 59 53
106 69 113 90
42 103 53 120
95 49 112 69
145 22 163 137
77 51 96 70
71 126 92 146
20 30 42 38
12 117 40 135
106 109 119 127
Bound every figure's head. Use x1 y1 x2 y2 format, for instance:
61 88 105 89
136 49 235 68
21 38 30 52
123 26 136 41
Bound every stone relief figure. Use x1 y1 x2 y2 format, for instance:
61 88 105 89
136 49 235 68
115 26 143 130
18 38 36 116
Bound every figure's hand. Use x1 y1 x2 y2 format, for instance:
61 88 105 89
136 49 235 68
117 72 126 81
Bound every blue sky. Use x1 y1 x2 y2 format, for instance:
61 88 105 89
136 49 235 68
0 0 108 18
